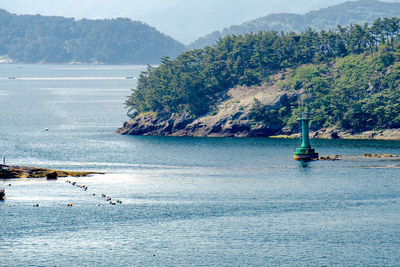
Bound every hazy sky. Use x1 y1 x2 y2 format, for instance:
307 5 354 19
1 0 399 43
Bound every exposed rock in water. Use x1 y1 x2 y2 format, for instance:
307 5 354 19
318 154 400 161
319 155 343 161
46 171 58 180
273 152 400 163
363 153 400 158
118 84 298 137
0 188 5 200
0 164 103 179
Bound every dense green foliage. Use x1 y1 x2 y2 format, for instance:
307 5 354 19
0 9 184 64
127 17 400 132
280 49 400 132
189 0 400 49
249 98 287 128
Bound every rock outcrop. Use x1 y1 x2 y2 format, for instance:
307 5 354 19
118 83 298 137
0 165 102 179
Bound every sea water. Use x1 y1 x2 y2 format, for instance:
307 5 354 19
0 64 399 266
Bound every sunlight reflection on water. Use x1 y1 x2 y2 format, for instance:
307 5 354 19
0 64 400 266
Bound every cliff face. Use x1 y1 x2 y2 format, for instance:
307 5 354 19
118 83 299 137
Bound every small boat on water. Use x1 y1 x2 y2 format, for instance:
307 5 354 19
0 187 5 200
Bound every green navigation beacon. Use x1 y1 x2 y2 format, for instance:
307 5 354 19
293 112 318 161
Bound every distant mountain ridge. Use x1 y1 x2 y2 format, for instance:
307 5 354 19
0 9 185 64
0 0 352 44
189 0 400 49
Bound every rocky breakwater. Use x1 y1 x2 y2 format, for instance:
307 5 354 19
118 84 298 137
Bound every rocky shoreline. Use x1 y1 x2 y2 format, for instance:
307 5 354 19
118 83 400 140
118 114 400 140
0 164 103 179
318 153 400 161
277 128 400 140
118 112 400 140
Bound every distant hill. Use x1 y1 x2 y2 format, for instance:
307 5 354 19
0 9 185 64
189 0 400 49
0 0 352 44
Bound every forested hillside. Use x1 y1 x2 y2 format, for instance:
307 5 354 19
0 0 349 44
123 17 400 136
0 9 185 64
189 0 400 49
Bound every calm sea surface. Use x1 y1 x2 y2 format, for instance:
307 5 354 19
0 64 400 266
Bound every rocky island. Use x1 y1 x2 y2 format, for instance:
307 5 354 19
119 18 400 139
